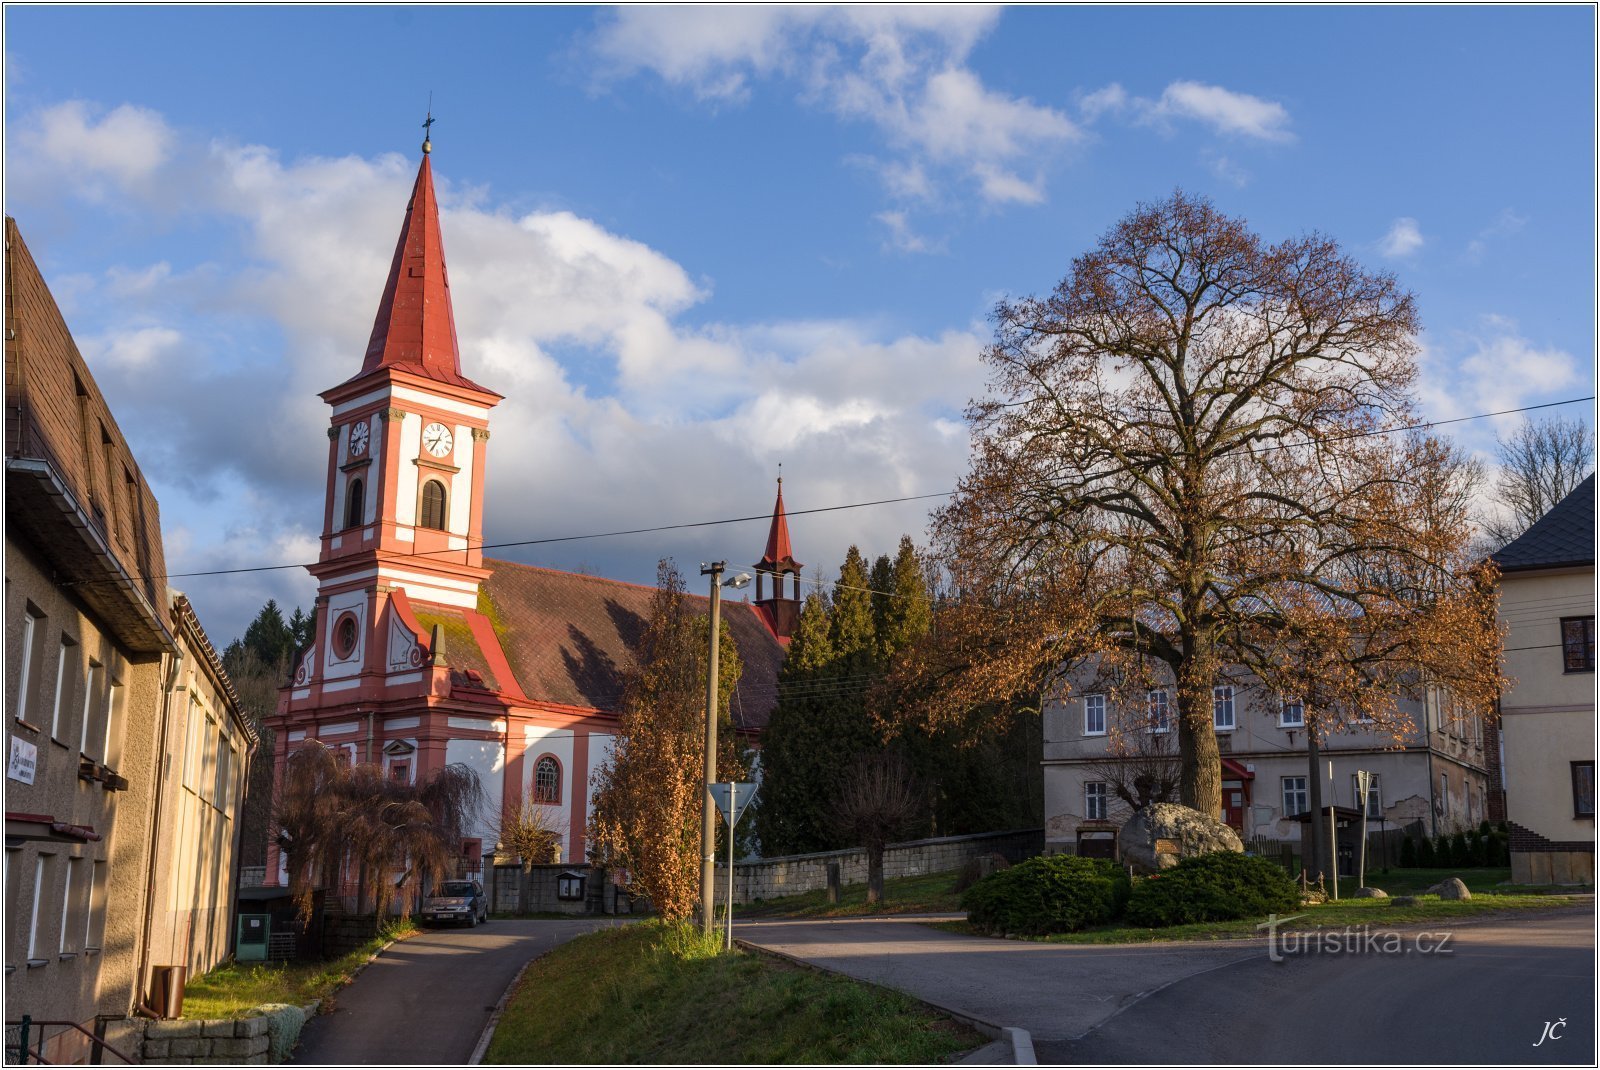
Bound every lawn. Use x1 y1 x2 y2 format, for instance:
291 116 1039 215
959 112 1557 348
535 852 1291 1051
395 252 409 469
735 870 963 919
483 921 982 1064
929 888 1591 945
1328 866 1587 897
180 919 418 1019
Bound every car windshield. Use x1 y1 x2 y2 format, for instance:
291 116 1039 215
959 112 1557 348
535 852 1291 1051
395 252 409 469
440 882 475 896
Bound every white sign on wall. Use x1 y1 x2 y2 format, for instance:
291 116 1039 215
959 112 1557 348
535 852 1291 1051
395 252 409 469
8 736 38 785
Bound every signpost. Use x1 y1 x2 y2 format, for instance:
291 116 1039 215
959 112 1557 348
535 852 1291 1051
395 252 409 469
709 782 758 951
1355 769 1372 891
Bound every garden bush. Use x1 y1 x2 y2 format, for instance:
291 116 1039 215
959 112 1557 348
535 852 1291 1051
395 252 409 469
1416 836 1436 867
1125 851 1300 928
960 854 1130 935
1450 831 1471 867
1399 836 1417 868
1433 834 1452 867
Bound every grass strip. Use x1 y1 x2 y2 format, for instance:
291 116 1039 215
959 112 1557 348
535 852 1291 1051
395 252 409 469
735 870 963 919
181 918 419 1019
484 920 981 1064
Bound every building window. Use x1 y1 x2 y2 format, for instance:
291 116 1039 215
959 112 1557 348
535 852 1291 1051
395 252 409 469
534 756 561 803
420 479 448 531
1085 781 1108 821
390 760 410 784
1573 762 1595 818
1439 772 1450 817
15 607 42 723
1351 773 1382 818
85 860 108 951
1147 690 1171 734
1282 776 1308 817
59 858 80 954
345 478 365 530
1279 697 1305 728
1561 617 1595 674
27 855 47 961
1213 686 1235 731
103 679 125 769
333 614 359 660
50 636 76 740
1083 694 1106 736
79 661 102 757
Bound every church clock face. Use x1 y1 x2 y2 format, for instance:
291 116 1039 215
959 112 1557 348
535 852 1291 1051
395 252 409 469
422 422 454 458
349 420 370 457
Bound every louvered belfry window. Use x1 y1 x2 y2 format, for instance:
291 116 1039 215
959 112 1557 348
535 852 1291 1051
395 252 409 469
420 479 447 531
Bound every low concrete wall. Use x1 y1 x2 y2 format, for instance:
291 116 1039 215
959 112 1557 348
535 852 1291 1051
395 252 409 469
141 1018 271 1065
716 829 1043 905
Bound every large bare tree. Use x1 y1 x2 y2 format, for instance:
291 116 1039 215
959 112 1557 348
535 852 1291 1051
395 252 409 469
1482 416 1595 548
913 191 1505 817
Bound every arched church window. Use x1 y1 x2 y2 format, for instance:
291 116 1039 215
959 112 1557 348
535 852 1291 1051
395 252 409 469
534 756 561 803
345 478 364 530
420 479 448 531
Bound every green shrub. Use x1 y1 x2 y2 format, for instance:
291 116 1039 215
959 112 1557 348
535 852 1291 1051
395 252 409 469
1433 834 1452 867
1450 831 1471 867
960 854 1130 935
1416 836 1436 867
1125 851 1300 928
1399 836 1417 868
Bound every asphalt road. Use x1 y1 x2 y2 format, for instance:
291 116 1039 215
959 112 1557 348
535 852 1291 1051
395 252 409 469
291 917 623 1066
1048 910 1596 1065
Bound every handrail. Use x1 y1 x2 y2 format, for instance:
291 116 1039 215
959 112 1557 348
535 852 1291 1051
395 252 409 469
4 1019 135 1065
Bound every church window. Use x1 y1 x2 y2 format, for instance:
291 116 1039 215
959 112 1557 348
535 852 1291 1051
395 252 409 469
333 613 359 660
420 479 448 531
345 478 364 530
534 756 561 803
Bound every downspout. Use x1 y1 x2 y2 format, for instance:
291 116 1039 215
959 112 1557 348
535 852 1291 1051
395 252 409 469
1424 689 1439 840
229 733 255 961
135 647 184 1018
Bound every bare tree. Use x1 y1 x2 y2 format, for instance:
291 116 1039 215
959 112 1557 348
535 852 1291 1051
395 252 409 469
831 749 925 904
275 743 482 922
905 191 1506 818
492 790 565 915
1482 416 1595 548
1084 691 1180 817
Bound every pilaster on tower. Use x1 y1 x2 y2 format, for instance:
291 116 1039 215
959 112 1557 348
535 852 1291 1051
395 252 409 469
754 477 803 642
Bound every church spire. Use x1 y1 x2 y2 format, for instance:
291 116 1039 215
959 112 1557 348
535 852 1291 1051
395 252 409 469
754 476 803 642
758 476 799 575
355 148 488 391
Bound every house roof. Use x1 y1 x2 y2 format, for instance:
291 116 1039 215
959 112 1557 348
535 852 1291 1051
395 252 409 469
1491 474 1596 573
480 560 785 730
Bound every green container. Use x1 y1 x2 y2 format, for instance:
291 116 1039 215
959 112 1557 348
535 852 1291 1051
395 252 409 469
236 913 271 962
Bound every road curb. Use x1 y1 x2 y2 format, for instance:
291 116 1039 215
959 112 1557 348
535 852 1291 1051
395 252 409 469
735 938 1034 1064
467 955 536 1065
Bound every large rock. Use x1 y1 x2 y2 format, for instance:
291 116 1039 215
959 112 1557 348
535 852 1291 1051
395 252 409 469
1423 877 1471 900
1118 803 1243 874
1354 886 1388 898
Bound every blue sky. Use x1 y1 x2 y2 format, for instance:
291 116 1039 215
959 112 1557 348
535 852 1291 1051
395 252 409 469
5 5 1595 644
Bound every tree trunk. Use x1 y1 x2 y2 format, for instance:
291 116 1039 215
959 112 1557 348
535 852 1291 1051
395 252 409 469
1176 697 1222 817
865 844 885 905
1306 728 1327 881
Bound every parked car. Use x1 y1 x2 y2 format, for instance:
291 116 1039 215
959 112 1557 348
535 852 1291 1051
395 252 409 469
421 879 488 927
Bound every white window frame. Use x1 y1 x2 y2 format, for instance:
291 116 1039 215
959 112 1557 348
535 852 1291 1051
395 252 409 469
59 858 77 954
1083 694 1107 736
85 859 108 951
27 855 46 960
1282 776 1309 817
1147 690 1171 734
79 661 101 756
1439 772 1450 816
15 610 39 723
49 637 75 740
1279 696 1305 728
1213 685 1236 732
1085 781 1108 821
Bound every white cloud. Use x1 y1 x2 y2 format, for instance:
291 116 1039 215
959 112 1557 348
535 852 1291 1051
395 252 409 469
1464 208 1529 264
1202 150 1250 188
875 210 942 254
1379 217 1424 258
16 100 987 641
1141 81 1294 142
25 101 175 187
1417 316 1582 437
1077 83 1129 123
590 6 1076 209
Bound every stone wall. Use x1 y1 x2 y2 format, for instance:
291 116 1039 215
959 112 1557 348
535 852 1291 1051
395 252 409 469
322 915 380 957
141 1018 271 1065
715 829 1043 906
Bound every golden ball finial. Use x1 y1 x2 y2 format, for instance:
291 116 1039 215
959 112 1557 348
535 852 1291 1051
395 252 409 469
422 138 432 155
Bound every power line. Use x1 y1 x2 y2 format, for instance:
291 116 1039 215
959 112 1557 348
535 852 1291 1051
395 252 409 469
62 392 1596 591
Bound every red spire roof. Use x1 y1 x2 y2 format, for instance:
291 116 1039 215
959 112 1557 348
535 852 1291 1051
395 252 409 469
354 152 491 392
758 478 801 571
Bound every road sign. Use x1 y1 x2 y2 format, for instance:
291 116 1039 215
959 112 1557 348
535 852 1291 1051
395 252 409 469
709 782 758 827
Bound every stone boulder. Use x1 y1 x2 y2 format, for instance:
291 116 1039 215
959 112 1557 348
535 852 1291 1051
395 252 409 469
1391 896 1419 907
1353 886 1387 898
1422 877 1471 900
1118 803 1243 874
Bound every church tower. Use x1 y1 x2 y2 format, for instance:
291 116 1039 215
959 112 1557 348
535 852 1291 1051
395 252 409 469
300 140 503 690
753 477 802 643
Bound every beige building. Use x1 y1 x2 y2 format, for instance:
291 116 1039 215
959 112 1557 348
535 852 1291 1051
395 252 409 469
1043 674 1489 869
1492 476 1595 884
5 217 251 1061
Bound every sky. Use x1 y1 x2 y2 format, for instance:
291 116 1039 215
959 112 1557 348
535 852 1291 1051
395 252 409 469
4 5 1596 646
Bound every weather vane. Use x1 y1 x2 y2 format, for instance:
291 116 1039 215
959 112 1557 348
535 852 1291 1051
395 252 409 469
777 462 783 485
422 92 436 154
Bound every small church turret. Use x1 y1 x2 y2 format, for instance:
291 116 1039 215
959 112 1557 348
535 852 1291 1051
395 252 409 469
754 476 802 643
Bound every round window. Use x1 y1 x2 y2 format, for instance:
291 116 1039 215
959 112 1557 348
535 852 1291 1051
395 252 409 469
333 613 359 659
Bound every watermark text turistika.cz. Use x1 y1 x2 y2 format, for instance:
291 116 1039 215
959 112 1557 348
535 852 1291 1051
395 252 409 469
1257 914 1455 963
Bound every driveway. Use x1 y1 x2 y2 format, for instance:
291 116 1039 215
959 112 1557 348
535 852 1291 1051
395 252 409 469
739 907 1595 1063
292 918 623 1065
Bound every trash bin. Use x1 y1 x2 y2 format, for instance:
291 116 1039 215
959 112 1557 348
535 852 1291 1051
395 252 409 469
150 965 188 1020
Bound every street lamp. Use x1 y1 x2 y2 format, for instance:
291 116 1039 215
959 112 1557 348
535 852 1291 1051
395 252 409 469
700 564 751 935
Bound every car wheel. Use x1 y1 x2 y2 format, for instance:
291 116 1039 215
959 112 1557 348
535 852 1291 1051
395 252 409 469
467 912 477 928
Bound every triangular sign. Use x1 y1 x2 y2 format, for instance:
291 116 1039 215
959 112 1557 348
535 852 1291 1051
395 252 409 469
708 782 758 827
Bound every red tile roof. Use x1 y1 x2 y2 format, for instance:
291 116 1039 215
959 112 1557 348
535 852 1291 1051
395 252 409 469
481 559 784 729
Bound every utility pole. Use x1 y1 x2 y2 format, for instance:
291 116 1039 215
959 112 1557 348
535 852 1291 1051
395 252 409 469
699 561 725 936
